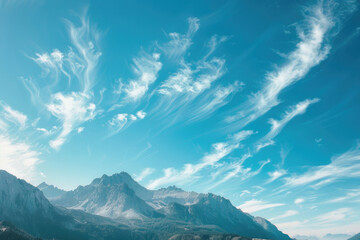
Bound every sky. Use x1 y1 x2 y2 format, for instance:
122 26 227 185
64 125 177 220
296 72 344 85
0 0 360 237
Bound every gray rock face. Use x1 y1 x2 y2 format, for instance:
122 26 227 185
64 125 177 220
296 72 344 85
37 182 66 200
51 172 291 240
0 170 292 240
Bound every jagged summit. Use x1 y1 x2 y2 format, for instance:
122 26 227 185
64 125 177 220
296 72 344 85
91 172 137 185
37 182 66 200
1 169 292 240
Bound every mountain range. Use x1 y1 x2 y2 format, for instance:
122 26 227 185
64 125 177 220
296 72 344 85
0 170 292 240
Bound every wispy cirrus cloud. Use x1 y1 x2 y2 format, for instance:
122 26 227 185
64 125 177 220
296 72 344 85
134 168 155 182
187 81 242 122
285 142 360 188
28 12 102 150
108 110 146 136
269 210 299 222
315 208 352 224
122 53 162 101
159 17 199 59
0 101 27 129
256 98 319 151
147 130 254 189
237 199 284 213
158 57 225 96
267 169 288 183
226 2 334 130
327 189 360 203
151 35 229 126
207 157 270 191
0 134 41 182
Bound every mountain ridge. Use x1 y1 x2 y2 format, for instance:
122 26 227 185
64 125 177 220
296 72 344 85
0 169 291 240
49 171 291 240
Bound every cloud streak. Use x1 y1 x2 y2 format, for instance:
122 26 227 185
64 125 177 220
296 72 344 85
147 130 254 189
226 2 334 130
123 53 162 101
30 12 102 150
0 102 27 129
285 142 360 188
159 17 199 59
237 199 284 213
256 98 319 151
108 110 146 136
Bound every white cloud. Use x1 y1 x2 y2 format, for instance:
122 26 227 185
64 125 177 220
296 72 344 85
136 110 146 119
108 110 146 136
268 169 288 183
67 16 102 93
327 189 360 203
33 14 101 93
226 3 333 130
29 13 102 150
295 198 305 204
35 126 57 136
240 190 250 197
269 210 298 221
237 199 284 213
124 53 162 101
188 81 242 122
285 142 360 187
159 17 199 59
0 102 27 128
134 168 155 182
315 208 351 224
47 92 96 150
208 157 270 191
204 35 228 60
159 57 225 96
0 118 8 130
256 98 319 151
0 134 41 182
77 127 84 133
276 220 309 233
147 130 254 189
108 113 128 133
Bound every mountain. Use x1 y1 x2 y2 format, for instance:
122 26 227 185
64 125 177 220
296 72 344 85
52 173 162 219
348 233 360 240
52 172 291 240
37 182 66 200
0 169 291 239
0 221 42 240
0 170 151 240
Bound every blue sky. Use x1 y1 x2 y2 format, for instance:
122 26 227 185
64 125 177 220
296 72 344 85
1 0 360 237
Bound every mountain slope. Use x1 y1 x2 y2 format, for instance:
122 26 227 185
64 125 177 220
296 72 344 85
0 221 42 240
51 172 291 240
349 233 360 240
162 193 289 240
0 170 147 240
52 173 162 219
